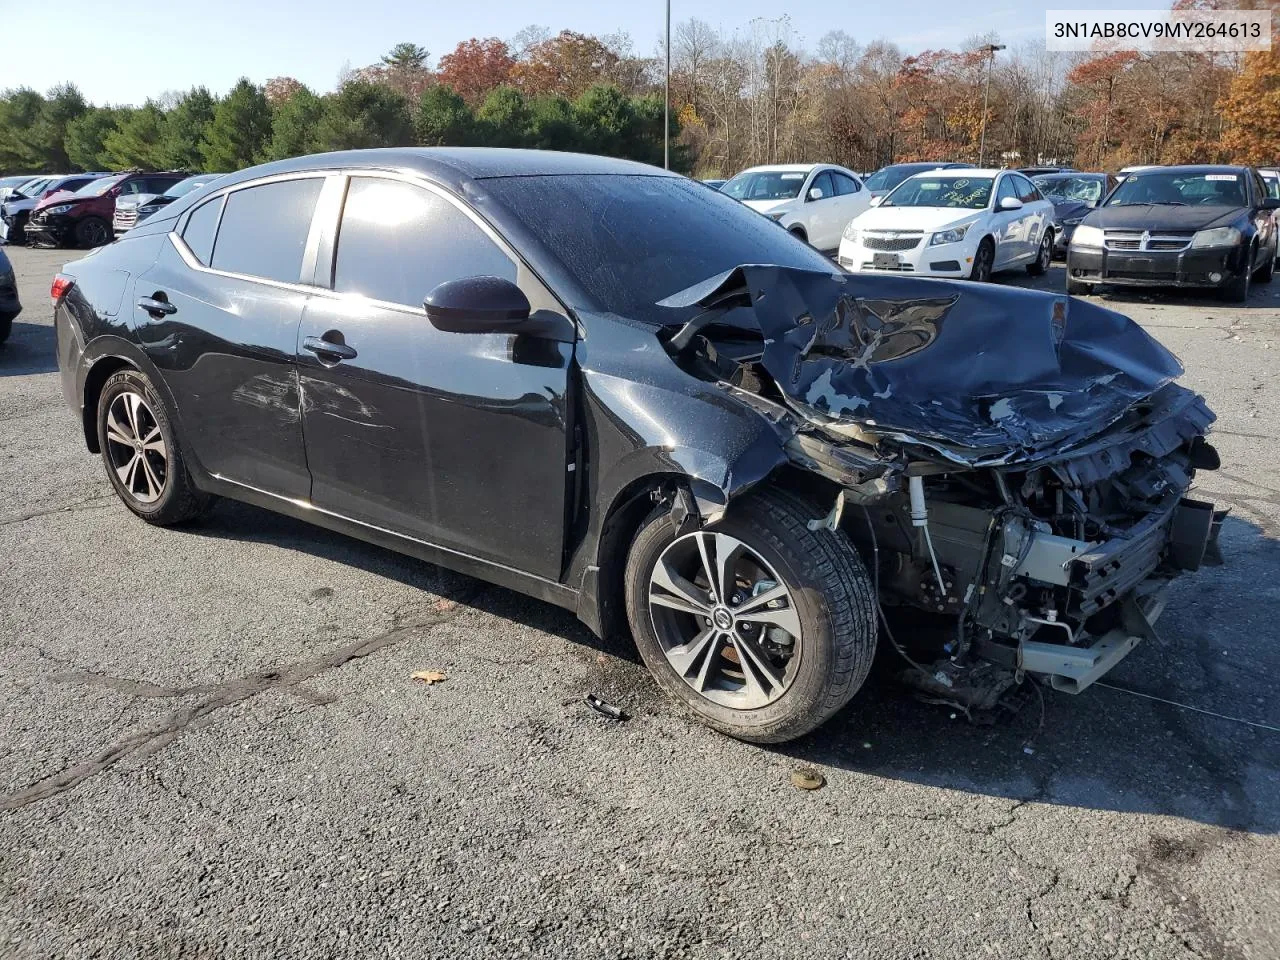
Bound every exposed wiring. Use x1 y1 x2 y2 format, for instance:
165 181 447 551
1095 681 1280 734
862 505 932 677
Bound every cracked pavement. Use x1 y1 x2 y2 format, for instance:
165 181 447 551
1 247 1278 959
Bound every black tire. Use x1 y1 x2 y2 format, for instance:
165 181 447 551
96 368 210 525
1027 231 1052 276
75 216 111 249
1222 266 1250 303
969 238 994 282
0 312 13 344
1066 275 1091 296
1253 249 1274 283
624 487 878 743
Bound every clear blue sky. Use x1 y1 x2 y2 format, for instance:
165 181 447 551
7 0 1174 106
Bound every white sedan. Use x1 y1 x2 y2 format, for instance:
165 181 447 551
837 168 1057 281
720 164 871 254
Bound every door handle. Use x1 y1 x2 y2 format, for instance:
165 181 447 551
137 296 176 317
302 334 357 362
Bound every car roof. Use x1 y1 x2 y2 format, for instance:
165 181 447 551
734 163 818 175
910 167 1002 177
1125 164 1249 175
210 149 676 195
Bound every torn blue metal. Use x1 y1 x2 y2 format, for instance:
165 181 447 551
658 265 1200 465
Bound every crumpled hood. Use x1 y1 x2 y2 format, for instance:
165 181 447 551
659 265 1190 464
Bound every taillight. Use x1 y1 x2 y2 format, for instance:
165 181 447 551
50 274 74 306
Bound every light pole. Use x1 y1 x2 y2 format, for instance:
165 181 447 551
664 0 671 169
977 43 1005 167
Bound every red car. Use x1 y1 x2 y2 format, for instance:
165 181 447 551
27 171 188 248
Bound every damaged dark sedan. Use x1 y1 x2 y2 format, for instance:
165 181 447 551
54 149 1224 743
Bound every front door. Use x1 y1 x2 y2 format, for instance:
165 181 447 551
991 176 1027 267
297 175 574 580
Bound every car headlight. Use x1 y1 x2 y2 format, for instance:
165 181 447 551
766 211 786 221
1071 224 1104 247
46 204 73 215
843 223 858 243
929 224 970 246
1190 227 1241 248
1061 216 1084 226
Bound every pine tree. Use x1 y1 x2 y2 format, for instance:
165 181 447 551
200 79 272 171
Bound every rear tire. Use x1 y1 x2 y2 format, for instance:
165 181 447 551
1027 231 1052 276
96 369 210 525
624 487 877 743
75 216 111 249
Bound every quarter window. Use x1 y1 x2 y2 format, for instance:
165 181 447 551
210 178 323 284
181 196 222 266
333 177 516 308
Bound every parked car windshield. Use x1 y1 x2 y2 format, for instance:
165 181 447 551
1033 174 1105 204
863 164 936 192
164 175 224 198
13 177 54 198
882 175 994 209
720 170 808 201
1105 171 1247 207
1260 172 1280 199
74 174 125 197
485 174 837 326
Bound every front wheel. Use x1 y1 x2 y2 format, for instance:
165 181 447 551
624 487 877 743
1066 275 1091 296
1222 266 1250 303
75 216 111 249
96 369 210 525
969 238 994 282
1027 231 1052 276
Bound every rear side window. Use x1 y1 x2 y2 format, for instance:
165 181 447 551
333 177 516 307
211 178 323 284
182 197 222 266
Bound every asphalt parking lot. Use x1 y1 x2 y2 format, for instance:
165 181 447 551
1 244 1278 960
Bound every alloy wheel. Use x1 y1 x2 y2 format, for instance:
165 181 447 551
973 243 993 282
1037 236 1051 271
105 391 168 504
647 530 803 710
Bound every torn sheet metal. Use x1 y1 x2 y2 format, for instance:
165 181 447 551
658 265 1192 464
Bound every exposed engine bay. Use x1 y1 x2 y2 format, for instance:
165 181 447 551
657 265 1224 708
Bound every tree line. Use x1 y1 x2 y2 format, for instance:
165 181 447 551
1 11 1278 179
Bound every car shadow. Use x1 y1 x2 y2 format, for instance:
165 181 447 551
0 320 57 376
1009 263 1279 308
178 498 1279 835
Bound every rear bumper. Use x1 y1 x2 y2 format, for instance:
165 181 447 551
1067 244 1244 288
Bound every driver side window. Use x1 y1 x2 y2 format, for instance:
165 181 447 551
333 177 517 308
995 177 1020 208
809 171 835 201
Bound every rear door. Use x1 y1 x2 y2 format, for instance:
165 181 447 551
133 175 321 499
1013 173 1051 259
296 174 574 579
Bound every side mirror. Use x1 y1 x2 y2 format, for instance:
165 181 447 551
424 276 531 334
998 196 1024 211
869 195 883 207
1260 197 1280 211
807 187 824 201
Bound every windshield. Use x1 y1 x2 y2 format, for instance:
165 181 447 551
863 165 935 192
485 174 837 326
13 178 54 198
720 170 808 202
883 175 993 209
1033 175 1104 204
74 174 125 197
1105 171 1247 207
165 175 222 198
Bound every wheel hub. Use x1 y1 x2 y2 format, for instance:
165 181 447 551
647 530 803 710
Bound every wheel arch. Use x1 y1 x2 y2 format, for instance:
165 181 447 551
788 224 808 242
81 355 138 453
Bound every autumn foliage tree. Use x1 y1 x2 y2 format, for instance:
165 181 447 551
1219 48 1280 164
437 39 516 105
